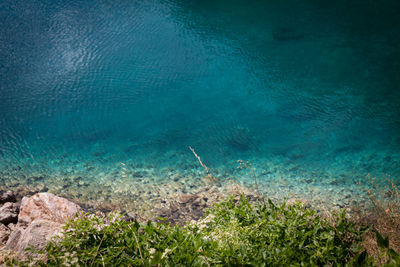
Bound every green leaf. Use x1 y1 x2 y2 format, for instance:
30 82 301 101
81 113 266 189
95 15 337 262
376 230 389 249
355 250 368 266
388 248 400 258
268 198 275 209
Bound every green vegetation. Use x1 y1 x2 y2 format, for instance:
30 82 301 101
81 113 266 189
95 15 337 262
9 195 391 266
360 175 400 265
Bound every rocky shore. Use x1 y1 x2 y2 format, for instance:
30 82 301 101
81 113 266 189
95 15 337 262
0 192 82 262
0 183 260 262
0 174 373 264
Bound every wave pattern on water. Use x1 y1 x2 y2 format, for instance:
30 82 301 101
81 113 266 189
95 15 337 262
1 0 400 212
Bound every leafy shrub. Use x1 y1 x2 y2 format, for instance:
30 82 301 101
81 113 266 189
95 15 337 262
8 196 371 266
193 196 370 266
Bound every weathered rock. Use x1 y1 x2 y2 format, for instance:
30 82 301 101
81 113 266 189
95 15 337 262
5 220 62 253
4 193 82 253
0 202 19 225
0 191 16 204
7 223 16 232
0 223 10 245
17 192 82 227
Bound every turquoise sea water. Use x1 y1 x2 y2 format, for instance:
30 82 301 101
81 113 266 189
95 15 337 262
1 0 399 211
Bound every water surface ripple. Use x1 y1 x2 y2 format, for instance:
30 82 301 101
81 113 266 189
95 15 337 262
1 0 399 210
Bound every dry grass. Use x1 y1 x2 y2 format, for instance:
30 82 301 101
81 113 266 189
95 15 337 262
357 174 400 265
188 146 214 180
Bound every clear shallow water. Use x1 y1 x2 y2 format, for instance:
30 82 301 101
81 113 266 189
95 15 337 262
1 0 400 210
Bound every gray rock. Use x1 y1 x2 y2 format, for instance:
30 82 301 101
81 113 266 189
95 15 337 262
0 191 17 204
0 223 10 245
5 220 62 253
7 222 16 231
0 202 19 225
3 227 21 251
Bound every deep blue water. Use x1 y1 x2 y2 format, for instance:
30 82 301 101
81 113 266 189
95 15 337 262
1 0 399 205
